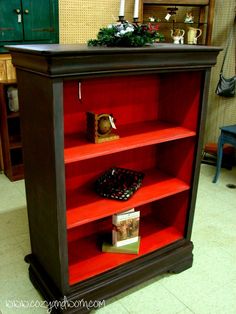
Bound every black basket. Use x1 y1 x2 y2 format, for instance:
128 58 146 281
95 167 144 201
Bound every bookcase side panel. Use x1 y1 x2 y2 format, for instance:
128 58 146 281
16 70 69 293
185 69 212 240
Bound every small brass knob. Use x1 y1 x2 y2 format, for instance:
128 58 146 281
15 9 21 14
24 9 29 14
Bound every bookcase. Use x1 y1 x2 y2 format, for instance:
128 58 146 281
0 81 24 181
8 43 220 313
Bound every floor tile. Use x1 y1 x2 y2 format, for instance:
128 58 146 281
94 299 128 314
0 175 26 214
0 207 29 240
12 179 26 197
115 278 187 314
187 279 236 314
1 288 47 314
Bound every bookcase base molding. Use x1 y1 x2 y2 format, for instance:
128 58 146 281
26 240 193 313
7 43 221 313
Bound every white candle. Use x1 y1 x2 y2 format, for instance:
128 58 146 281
119 0 125 17
134 0 139 19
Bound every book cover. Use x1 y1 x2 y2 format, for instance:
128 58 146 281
112 209 140 247
102 237 140 254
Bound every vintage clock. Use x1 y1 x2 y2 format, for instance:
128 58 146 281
86 112 119 143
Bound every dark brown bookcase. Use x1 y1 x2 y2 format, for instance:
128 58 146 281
0 81 24 181
7 43 220 313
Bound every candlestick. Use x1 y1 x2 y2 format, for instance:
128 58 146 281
119 0 125 17
133 0 139 19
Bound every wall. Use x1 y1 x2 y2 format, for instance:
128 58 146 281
59 0 136 44
58 0 235 144
205 0 236 144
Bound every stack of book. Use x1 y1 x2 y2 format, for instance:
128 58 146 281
102 209 141 254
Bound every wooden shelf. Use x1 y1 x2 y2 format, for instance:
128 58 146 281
0 79 17 85
9 134 22 149
64 121 195 164
142 0 214 45
5 163 24 181
11 164 24 180
144 21 207 25
9 140 22 149
66 169 190 229
68 216 183 284
143 0 209 5
7 111 20 119
0 81 24 181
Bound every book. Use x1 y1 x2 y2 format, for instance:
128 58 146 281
112 209 140 247
102 237 140 254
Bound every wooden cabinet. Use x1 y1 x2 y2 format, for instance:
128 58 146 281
8 43 220 312
0 0 59 52
0 54 16 81
0 81 24 181
141 0 215 45
0 135 4 173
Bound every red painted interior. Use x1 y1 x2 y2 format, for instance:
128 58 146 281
67 192 189 285
63 72 202 285
65 139 194 228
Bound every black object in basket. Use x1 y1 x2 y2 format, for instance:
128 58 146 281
95 167 145 201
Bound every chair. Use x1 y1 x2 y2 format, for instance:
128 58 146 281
213 124 236 183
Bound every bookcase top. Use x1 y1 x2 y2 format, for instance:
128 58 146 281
6 43 221 56
6 43 222 78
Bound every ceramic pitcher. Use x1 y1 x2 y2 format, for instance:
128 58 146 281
187 27 202 44
171 29 185 44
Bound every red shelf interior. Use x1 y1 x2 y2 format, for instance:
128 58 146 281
64 72 202 164
66 169 189 229
64 121 195 163
63 71 203 286
68 192 189 285
66 139 195 228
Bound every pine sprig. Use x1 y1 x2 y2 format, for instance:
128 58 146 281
88 22 164 47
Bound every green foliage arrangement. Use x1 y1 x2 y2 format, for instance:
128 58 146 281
88 21 164 47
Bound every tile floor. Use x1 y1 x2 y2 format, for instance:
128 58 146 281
0 164 236 314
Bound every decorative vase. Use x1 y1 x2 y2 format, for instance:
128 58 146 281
187 27 202 44
171 29 185 44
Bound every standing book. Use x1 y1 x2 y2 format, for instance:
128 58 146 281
112 209 140 247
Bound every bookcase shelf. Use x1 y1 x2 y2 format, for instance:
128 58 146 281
64 121 196 163
8 43 221 313
66 168 190 228
68 222 183 284
7 111 20 119
67 190 189 284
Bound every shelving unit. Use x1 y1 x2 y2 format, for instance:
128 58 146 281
141 0 215 45
8 43 221 313
0 81 24 181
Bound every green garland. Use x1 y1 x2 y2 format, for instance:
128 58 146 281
88 21 164 48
